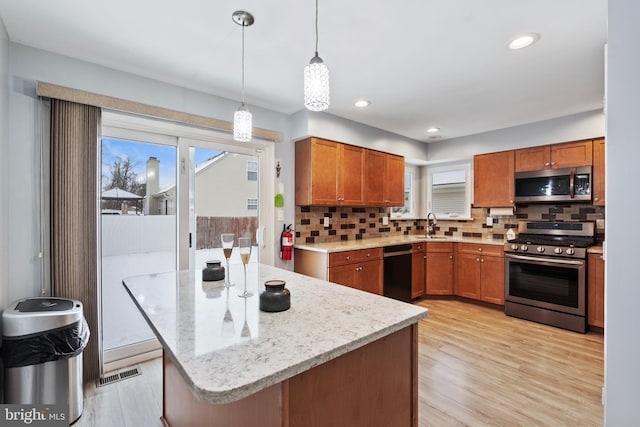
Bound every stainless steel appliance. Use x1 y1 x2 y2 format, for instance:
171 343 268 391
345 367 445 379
504 221 594 333
383 244 413 302
514 166 592 203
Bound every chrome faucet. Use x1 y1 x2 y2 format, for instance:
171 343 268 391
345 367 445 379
426 212 437 238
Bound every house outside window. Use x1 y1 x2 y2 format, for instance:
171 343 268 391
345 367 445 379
247 161 258 181
392 167 416 218
247 198 258 210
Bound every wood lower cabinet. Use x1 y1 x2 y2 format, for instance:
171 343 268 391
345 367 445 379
515 139 593 172
592 137 605 206
425 242 454 295
588 253 605 328
411 243 426 298
473 150 514 207
456 243 504 305
328 248 383 295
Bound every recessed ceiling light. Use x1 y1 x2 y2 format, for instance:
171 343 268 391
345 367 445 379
427 127 440 133
508 33 540 50
354 100 371 108
428 135 442 140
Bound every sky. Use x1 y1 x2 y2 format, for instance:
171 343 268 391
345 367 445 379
101 138 221 191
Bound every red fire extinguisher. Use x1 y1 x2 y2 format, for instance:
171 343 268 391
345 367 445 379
280 224 293 261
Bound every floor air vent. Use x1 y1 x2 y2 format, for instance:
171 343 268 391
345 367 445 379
97 366 141 387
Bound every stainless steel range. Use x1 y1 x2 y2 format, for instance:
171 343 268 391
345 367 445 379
504 221 595 333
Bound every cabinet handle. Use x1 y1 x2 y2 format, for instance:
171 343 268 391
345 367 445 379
346 256 350 260
509 200 514 204
476 258 480 262
367 253 371 257
449 255 453 260
424 256 427 259
480 259 484 263
551 161 556 166
545 162 550 166
478 248 482 252
594 197 599 201
600 255 604 260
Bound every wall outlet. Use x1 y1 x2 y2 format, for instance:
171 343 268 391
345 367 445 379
486 216 493 226
382 216 389 226
323 217 330 228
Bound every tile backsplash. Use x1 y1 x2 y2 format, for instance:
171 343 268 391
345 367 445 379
295 204 605 244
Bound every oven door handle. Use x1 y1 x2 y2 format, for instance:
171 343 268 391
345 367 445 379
505 253 585 266
570 169 575 199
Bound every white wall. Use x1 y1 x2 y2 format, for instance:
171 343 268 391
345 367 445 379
292 109 430 162
0 17 10 339
427 109 605 161
605 1 640 424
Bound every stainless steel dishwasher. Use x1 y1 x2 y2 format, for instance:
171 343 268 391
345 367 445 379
383 244 413 302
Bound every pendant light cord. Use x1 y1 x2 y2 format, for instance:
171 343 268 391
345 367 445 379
241 22 246 104
314 0 319 56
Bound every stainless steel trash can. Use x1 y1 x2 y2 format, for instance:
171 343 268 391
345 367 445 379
2 297 89 424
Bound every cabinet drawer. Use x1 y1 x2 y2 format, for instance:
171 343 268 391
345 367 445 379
412 242 426 253
329 247 382 267
426 242 454 253
457 243 503 257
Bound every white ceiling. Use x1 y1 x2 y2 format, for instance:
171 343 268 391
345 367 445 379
0 0 606 142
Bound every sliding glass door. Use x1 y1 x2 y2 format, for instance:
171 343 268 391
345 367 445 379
100 111 272 372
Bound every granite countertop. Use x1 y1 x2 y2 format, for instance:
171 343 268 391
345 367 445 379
123 263 428 405
588 245 604 254
295 234 506 253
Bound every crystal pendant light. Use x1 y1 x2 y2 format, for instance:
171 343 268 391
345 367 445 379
232 11 254 142
304 0 330 111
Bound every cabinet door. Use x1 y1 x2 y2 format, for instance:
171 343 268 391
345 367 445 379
328 264 357 288
592 138 605 206
456 253 481 299
551 140 593 169
385 154 405 206
340 144 366 205
411 245 426 298
357 259 383 295
426 252 454 295
365 150 386 206
295 138 340 205
515 146 551 172
588 253 605 328
480 255 504 305
473 151 514 207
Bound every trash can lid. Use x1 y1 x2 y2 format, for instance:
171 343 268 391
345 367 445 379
2 297 84 337
15 298 74 312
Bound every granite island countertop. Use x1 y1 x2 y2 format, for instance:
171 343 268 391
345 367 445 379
295 234 506 253
123 263 428 405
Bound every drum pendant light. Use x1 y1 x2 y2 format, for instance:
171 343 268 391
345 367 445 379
232 11 254 142
304 0 330 111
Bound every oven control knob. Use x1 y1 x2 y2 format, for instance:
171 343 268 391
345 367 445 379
537 246 545 253
511 244 519 251
566 248 575 255
554 247 563 254
520 245 528 251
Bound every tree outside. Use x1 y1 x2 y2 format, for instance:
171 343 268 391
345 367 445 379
102 156 146 212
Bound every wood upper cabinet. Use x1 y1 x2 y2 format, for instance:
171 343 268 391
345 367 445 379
295 137 365 206
365 150 405 207
588 253 605 328
474 150 515 207
456 243 504 305
592 138 605 206
328 248 383 295
296 138 403 207
411 243 426 299
425 242 454 295
515 140 593 172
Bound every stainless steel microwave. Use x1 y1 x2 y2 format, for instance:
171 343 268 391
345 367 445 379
514 166 592 203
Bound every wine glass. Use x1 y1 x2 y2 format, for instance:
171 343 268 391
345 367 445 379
221 233 235 287
238 237 252 298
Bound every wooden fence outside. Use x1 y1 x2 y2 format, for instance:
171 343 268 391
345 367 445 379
196 216 258 249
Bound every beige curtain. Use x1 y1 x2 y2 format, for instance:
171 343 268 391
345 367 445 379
50 99 101 381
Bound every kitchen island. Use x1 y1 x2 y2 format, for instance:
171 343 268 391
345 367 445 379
123 263 428 427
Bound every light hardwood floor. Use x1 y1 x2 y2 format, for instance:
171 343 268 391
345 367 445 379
76 299 604 426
